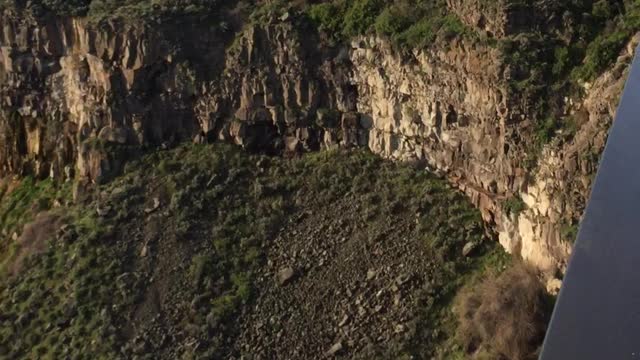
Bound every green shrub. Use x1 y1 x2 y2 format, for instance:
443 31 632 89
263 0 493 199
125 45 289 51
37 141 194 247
552 47 571 76
592 0 614 20
308 3 345 36
230 272 251 301
571 0 640 81
342 0 385 37
249 0 290 25
211 294 239 319
42 0 91 15
374 4 412 36
535 117 559 146
576 30 629 81
561 221 579 243
190 254 214 287
305 0 470 48
440 14 466 39
395 18 437 48
503 196 526 216
7 0 229 20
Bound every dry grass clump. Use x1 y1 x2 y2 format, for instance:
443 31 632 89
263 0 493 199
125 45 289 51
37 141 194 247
454 262 552 360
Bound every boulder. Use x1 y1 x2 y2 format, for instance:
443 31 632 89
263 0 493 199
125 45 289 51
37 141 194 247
276 267 295 286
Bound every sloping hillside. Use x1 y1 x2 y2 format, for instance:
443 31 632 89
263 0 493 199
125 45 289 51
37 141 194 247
0 144 549 359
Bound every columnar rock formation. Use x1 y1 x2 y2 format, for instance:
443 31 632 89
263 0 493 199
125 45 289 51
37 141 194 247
501 47 633 274
0 14 225 182
0 6 634 278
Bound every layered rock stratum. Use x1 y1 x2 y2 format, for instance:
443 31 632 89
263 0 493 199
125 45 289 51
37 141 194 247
0 1 635 279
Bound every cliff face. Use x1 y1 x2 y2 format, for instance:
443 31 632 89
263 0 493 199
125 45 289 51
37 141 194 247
0 13 227 183
0 6 633 277
344 34 635 277
499 46 633 274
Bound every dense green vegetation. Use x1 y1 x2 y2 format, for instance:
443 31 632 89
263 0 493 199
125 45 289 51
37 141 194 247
243 0 472 47
306 0 472 47
251 0 640 95
0 0 231 19
571 0 640 81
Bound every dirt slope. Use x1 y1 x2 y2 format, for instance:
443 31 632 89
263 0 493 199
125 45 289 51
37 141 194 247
0 144 509 359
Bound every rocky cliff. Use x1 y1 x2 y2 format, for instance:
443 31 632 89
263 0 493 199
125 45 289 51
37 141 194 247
0 11 229 182
344 30 634 282
0 4 634 279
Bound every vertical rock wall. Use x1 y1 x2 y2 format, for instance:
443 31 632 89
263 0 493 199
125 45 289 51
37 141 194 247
0 13 226 183
0 8 634 276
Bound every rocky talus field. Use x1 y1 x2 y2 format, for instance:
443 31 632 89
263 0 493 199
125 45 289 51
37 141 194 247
0 0 637 359
0 144 530 359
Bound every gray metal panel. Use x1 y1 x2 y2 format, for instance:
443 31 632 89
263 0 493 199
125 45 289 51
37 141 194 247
540 46 640 359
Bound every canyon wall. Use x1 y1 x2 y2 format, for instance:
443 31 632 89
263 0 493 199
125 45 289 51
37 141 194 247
0 13 227 182
0 7 634 279
345 29 636 281
501 44 634 277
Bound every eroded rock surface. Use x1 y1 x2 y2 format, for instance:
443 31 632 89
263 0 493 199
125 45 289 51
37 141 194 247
0 5 635 275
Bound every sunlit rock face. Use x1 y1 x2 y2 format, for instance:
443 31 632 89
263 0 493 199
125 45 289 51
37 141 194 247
0 5 634 276
0 14 223 183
